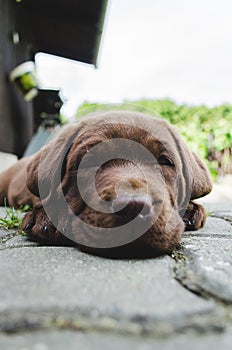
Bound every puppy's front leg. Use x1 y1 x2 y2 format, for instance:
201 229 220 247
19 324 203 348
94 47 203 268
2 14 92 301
22 205 73 245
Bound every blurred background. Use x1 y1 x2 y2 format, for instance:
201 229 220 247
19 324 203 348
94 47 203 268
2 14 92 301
36 0 232 117
35 0 232 180
0 0 231 181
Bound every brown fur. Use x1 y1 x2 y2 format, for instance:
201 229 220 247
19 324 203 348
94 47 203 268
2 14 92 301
0 111 212 257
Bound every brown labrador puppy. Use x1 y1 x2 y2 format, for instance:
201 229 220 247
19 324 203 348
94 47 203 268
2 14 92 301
0 111 212 257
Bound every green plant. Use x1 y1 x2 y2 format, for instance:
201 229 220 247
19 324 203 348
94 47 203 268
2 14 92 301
77 99 232 180
0 200 29 231
0 206 23 230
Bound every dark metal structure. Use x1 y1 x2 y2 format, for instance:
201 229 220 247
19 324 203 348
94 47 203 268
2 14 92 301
0 0 108 157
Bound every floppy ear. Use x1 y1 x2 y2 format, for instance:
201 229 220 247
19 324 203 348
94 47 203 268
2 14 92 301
165 121 212 203
190 151 213 199
26 123 84 201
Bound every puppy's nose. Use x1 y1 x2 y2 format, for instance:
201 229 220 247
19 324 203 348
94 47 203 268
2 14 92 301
112 195 153 219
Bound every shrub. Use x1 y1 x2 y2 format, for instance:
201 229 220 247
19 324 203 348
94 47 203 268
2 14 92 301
77 99 232 180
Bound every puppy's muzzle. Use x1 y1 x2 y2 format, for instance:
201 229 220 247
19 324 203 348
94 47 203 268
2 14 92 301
111 194 153 221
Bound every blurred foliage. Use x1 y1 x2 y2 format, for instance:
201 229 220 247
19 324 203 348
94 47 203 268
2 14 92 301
77 99 232 180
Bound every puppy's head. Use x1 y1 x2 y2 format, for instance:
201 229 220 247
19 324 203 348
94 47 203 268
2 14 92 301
27 111 212 256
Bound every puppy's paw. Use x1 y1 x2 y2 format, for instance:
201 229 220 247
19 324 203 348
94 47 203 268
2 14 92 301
22 207 72 245
183 201 207 231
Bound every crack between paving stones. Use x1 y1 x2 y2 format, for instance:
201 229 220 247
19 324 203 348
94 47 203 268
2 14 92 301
0 308 227 338
0 237 39 250
182 233 232 239
210 214 232 225
0 234 18 246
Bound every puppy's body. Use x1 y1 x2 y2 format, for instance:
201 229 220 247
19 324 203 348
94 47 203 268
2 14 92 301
0 111 212 257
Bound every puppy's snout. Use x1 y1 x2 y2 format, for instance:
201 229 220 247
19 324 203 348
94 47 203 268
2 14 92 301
112 195 153 220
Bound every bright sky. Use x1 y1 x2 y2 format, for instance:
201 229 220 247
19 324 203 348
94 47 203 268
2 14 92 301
35 0 232 118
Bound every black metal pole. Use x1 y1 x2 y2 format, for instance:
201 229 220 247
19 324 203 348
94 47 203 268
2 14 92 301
0 0 34 157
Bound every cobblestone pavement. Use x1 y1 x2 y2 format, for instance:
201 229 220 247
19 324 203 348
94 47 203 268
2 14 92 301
0 187 232 349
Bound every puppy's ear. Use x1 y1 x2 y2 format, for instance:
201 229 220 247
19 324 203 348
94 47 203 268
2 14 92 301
26 124 83 200
190 152 213 199
165 121 212 203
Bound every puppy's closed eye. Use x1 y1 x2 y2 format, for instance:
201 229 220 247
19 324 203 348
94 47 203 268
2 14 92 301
158 155 175 167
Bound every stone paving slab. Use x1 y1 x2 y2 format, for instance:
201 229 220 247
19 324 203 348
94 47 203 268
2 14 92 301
0 207 7 216
1 204 232 348
0 234 38 249
1 328 232 350
197 176 232 213
182 216 232 238
0 246 217 335
212 211 232 222
175 237 232 303
177 206 232 303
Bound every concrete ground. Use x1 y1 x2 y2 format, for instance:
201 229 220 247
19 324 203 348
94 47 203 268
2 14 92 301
0 153 232 349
